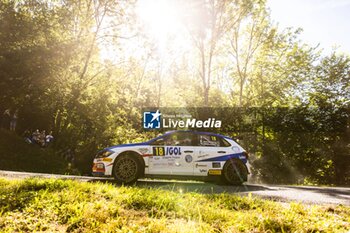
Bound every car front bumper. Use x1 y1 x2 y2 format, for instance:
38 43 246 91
92 159 114 176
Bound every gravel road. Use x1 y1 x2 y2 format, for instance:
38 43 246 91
1 170 349 205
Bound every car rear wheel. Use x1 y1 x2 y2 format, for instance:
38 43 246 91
222 159 247 185
113 154 141 184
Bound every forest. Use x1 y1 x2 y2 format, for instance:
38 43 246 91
0 0 349 185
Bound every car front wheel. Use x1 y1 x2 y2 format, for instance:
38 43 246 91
113 154 140 184
222 159 247 185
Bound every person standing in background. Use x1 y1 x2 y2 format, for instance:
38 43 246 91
10 109 18 132
1 109 11 130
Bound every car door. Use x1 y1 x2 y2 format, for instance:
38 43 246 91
148 135 174 175
170 132 196 176
193 134 232 176
148 132 191 175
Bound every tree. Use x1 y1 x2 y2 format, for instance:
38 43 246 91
308 52 350 184
186 0 235 106
226 0 270 107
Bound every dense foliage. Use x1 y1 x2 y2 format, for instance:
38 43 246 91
0 0 349 184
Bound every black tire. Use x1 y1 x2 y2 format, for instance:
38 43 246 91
222 159 248 185
113 154 142 184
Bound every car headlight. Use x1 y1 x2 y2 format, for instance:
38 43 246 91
232 146 240 152
95 150 113 158
242 151 249 159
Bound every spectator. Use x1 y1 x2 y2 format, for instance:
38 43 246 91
32 129 40 144
39 130 46 147
1 109 11 130
10 109 18 131
23 129 32 144
45 131 54 146
65 149 72 161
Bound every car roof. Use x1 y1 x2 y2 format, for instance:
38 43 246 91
103 130 234 151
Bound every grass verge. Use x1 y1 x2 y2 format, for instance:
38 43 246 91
0 178 349 232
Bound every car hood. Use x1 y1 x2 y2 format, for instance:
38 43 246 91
106 141 150 150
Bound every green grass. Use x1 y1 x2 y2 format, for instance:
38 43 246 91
0 178 349 232
0 129 69 174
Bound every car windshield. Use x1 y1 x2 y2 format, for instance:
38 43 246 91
198 134 220 147
151 132 194 146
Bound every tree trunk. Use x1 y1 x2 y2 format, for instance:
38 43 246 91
204 87 209 107
239 81 244 107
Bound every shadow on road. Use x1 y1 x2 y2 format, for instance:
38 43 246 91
280 185 350 201
88 178 271 194
87 179 350 204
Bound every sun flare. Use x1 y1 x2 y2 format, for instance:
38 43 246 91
100 0 194 62
136 0 191 55
137 0 180 37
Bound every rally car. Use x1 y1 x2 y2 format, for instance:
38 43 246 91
92 130 249 185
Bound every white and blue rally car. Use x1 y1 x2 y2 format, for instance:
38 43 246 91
92 130 249 185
